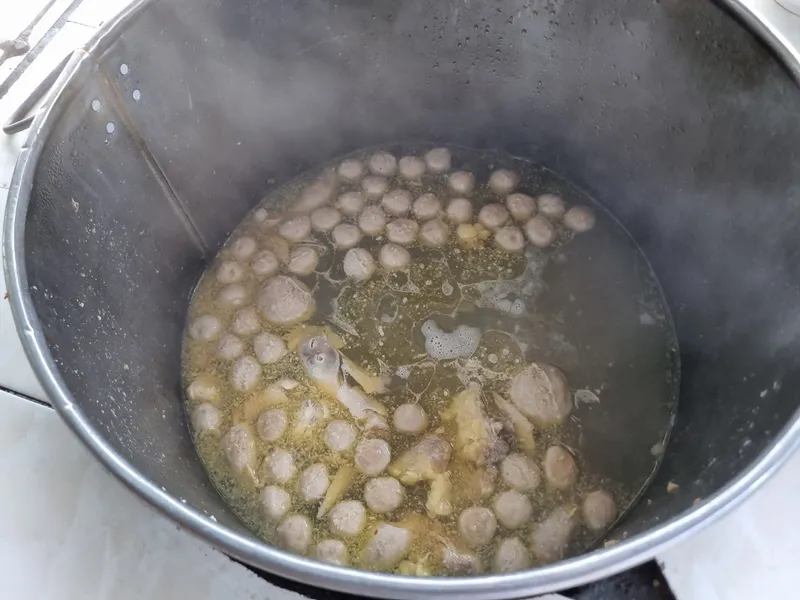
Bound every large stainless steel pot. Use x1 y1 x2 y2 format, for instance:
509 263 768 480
5 0 800 597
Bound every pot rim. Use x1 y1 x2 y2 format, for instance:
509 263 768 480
4 1 800 598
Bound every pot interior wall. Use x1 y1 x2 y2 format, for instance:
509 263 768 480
23 0 800 563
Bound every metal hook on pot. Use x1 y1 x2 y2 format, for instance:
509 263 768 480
3 54 71 136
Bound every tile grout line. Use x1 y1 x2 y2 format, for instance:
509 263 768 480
0 384 51 408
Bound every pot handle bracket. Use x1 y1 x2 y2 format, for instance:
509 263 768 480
3 54 72 136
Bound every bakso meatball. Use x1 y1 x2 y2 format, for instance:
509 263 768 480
501 454 541 492
449 171 475 195
277 514 312 554
361 524 413 570
458 507 498 548
189 315 222 341
378 243 411 270
446 198 473 224
336 191 366 216
231 355 261 391
338 158 366 182
368 151 397 177
488 169 520 195
231 306 261 337
311 206 342 232
287 246 319 276
493 537 531 573
355 438 391 476
419 218 449 248
393 403 428 434
493 490 533 530
524 216 557 248
424 147 452 173
216 333 244 360
478 203 510 231
563 205 596 232
506 193 536 222
359 205 387 236
441 547 482 575
260 485 291 521
298 463 330 503
343 248 376 282
278 215 311 242
398 156 426 180
332 223 363 249
543 445 578 490
251 250 279 278
381 189 413 216
191 403 220 433
257 408 288 442
258 276 315 325
582 490 617 531
231 236 257 261
495 226 525 252
217 283 248 308
362 175 390 199
413 193 441 221
509 363 572 425
315 539 349 566
530 507 578 562
253 208 269 223
253 332 286 364
329 500 367 538
386 219 419 245
324 420 357 452
364 477 404 513
537 193 566 219
221 424 254 473
264 449 296 484
216 260 244 284
187 377 218 403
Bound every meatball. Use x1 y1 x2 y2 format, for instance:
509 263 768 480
509 363 572 425
277 515 312 554
260 485 291 521
386 219 419 245
189 315 222 342
362 175 390 200
343 248 376 281
493 537 531 573
393 403 428 434
361 524 412 569
506 193 536 222
311 206 342 232
252 208 269 223
257 408 288 442
441 547 482 575
449 171 475 195
582 490 617 531
231 307 261 337
501 454 541 492
287 246 319 276
231 236 257 261
358 205 387 236
563 205 596 232
231 355 261 391
446 198 473 224
419 218 449 248
329 500 367 538
217 283 249 308
368 151 397 177
264 449 296 484
221 424 254 473
424 147 452 173
488 170 519 195
544 445 578 490
324 420 357 452
364 477 404 513
216 333 244 361
493 490 533 530
315 539 349 566
258 276 315 325
250 250 280 278
399 156 426 180
530 507 578 562
537 193 566 219
378 243 411 271
253 332 286 364
331 223 363 249
381 189 413 216
495 226 525 252
524 216 557 248
216 260 244 284
278 215 311 242
298 463 330 503
338 158 366 182
413 193 441 221
336 192 366 217
191 403 220 433
187 377 218 403
355 438 391 476
478 203 510 231
458 507 498 548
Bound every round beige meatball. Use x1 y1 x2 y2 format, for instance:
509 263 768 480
260 485 291 521
419 218 449 248
368 151 397 176
338 159 366 182
381 189 413 216
343 248 376 281
530 507 578 562
509 363 572 425
478 203 510 230
336 191 366 216
544 445 578 490
362 524 412 569
253 332 286 364
287 246 319 276
446 198 473 224
187 377 218 403
191 403 220 433
231 307 261 337
329 500 367 538
458 507 498 548
231 236 257 261
331 223 362 249
189 315 222 341
398 156 426 180
449 171 475 195
216 261 245 284
493 537 531 573
495 226 525 252
231 355 261 391
216 333 244 360
506 193 536 222
278 215 311 242
253 208 269 223
364 477 404 513
393 403 428 434
298 463 330 503
386 219 419 245
582 490 617 531
221 424 254 472
250 250 280 278
217 284 249 308
355 438 391 476
378 243 411 270
311 206 342 232
424 147 452 173
488 170 519 195
524 216 557 248
277 515 312 554
413 193 441 221
257 408 288 442
537 193 566 219
314 539 349 566
563 205 596 232
359 205 387 236
501 454 541 492
265 449 296 484
324 420 357 452
493 490 533 530
258 276 315 325
362 175 390 200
